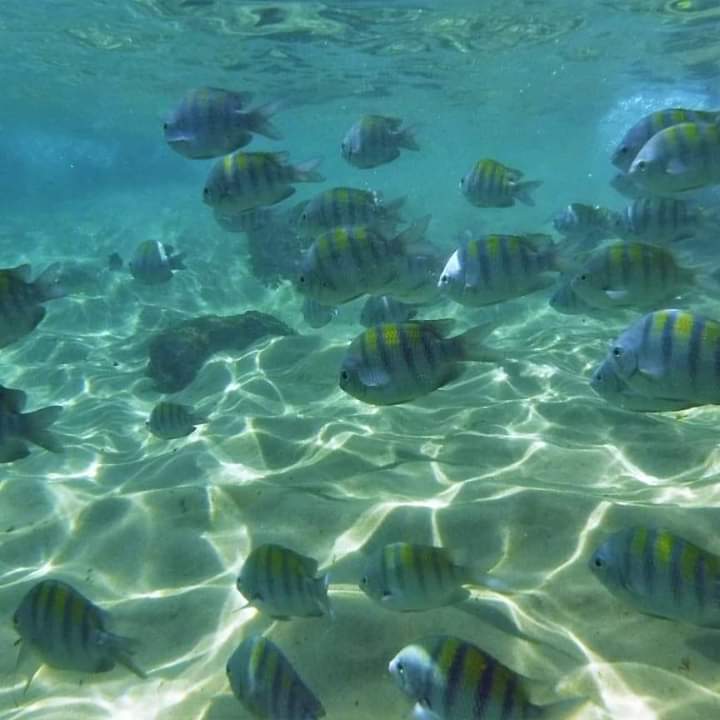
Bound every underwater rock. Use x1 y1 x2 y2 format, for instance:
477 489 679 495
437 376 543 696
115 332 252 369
146 312 295 392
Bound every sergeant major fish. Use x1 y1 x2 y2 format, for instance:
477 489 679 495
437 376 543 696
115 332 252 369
164 87 283 159
146 402 208 440
301 298 338 329
460 159 542 208
129 241 186 285
360 295 417 326
13 579 146 686
227 635 326 720
590 527 720 626
236 544 332 619
612 197 702 244
341 114 419 169
339 320 502 405
552 202 618 245
203 151 324 214
389 635 584 720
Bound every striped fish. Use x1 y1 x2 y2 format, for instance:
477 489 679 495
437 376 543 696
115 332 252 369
438 234 561 307
164 87 283 159
203 151 324 213
339 320 502 405
297 187 405 238
341 114 419 169
301 298 338 329
236 544 332 619
549 279 604 317
590 527 720 626
13 579 146 681
569 241 695 310
213 206 274 234
460 159 541 208
360 295 417 327
552 202 617 245
296 217 430 306
612 197 702 244
628 121 720 194
360 542 502 612
227 635 325 719
611 107 720 172
389 635 583 720
606 308 720 404
129 241 186 285
146 402 208 440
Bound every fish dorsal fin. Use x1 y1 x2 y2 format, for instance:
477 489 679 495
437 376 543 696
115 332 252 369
9 264 32 282
419 319 455 338
297 554 319 576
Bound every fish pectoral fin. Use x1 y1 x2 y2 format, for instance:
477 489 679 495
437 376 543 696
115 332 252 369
605 289 629 301
665 158 690 175
412 701 442 720
358 366 392 388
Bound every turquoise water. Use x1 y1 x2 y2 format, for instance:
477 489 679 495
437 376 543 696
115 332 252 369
2 1 720 718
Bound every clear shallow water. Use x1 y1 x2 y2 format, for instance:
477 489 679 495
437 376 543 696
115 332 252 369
3 1 720 718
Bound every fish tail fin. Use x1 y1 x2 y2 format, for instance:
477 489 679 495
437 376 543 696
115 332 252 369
454 322 504 363
293 157 325 183
514 180 543 206
169 253 187 271
21 406 63 453
244 99 285 140
382 195 407 224
104 631 147 679
393 214 432 254
397 124 420 151
544 697 590 720
33 263 67 301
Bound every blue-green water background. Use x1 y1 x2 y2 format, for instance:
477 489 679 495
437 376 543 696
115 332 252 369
3 1 720 719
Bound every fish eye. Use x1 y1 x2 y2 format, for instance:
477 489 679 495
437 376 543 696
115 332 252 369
396 662 405 676
360 575 368 585
162 122 168 130
593 557 604 568
203 187 210 197
298 275 305 284
579 273 588 281
440 274 448 284
636 161 647 172
340 370 350 382
619 146 628 155
382 590 392 598
612 346 623 358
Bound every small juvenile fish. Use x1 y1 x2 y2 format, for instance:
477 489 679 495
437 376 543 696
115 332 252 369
341 114 419 169
297 187 405 237
438 234 561 307
203 151 324 213
213 206 274 234
389 635 583 720
612 197 702 243
604 308 720 405
611 107 720 172
590 527 720 626
0 263 66 348
339 320 501 405
227 636 325 720
360 295 417 326
0 385 62 463
569 241 695 309
13 579 146 682
628 121 720 194
360 542 502 612
129 241 186 285
236 544 332 619
296 217 430 306
460 159 541 208
146 402 207 440
301 298 338 329
164 87 282 159
552 202 617 244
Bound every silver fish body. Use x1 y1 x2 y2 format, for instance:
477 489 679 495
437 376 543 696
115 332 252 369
341 114 419 169
612 197 702 243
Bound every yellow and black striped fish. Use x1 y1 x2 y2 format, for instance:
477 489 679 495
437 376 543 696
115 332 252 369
146 401 207 440
236 544 332 620
607 308 720 405
341 114 419 169
339 320 502 405
613 197 702 244
13 579 146 680
389 635 583 720
227 635 325 719
460 159 541 208
590 527 720 626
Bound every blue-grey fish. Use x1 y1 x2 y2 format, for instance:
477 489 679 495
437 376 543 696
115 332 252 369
341 115 419 169
360 542 503 612
13 579 146 684
339 320 501 405
611 107 720 172
0 385 62 463
610 172 646 199
360 295 417 326
389 635 584 720
227 635 325 719
297 187 405 238
129 241 186 285
213 206 274 234
552 203 617 244
590 527 720 626
164 87 283 159
146 402 208 440
549 280 604 317
612 197 702 243
381 250 444 305
590 358 697 412
460 159 541 208
236 544 332 619
438 233 561 307
203 151 324 213
569 241 695 309
296 217 430 306
301 298 338 329
0 263 66 348
603 308 720 404
628 121 720 194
